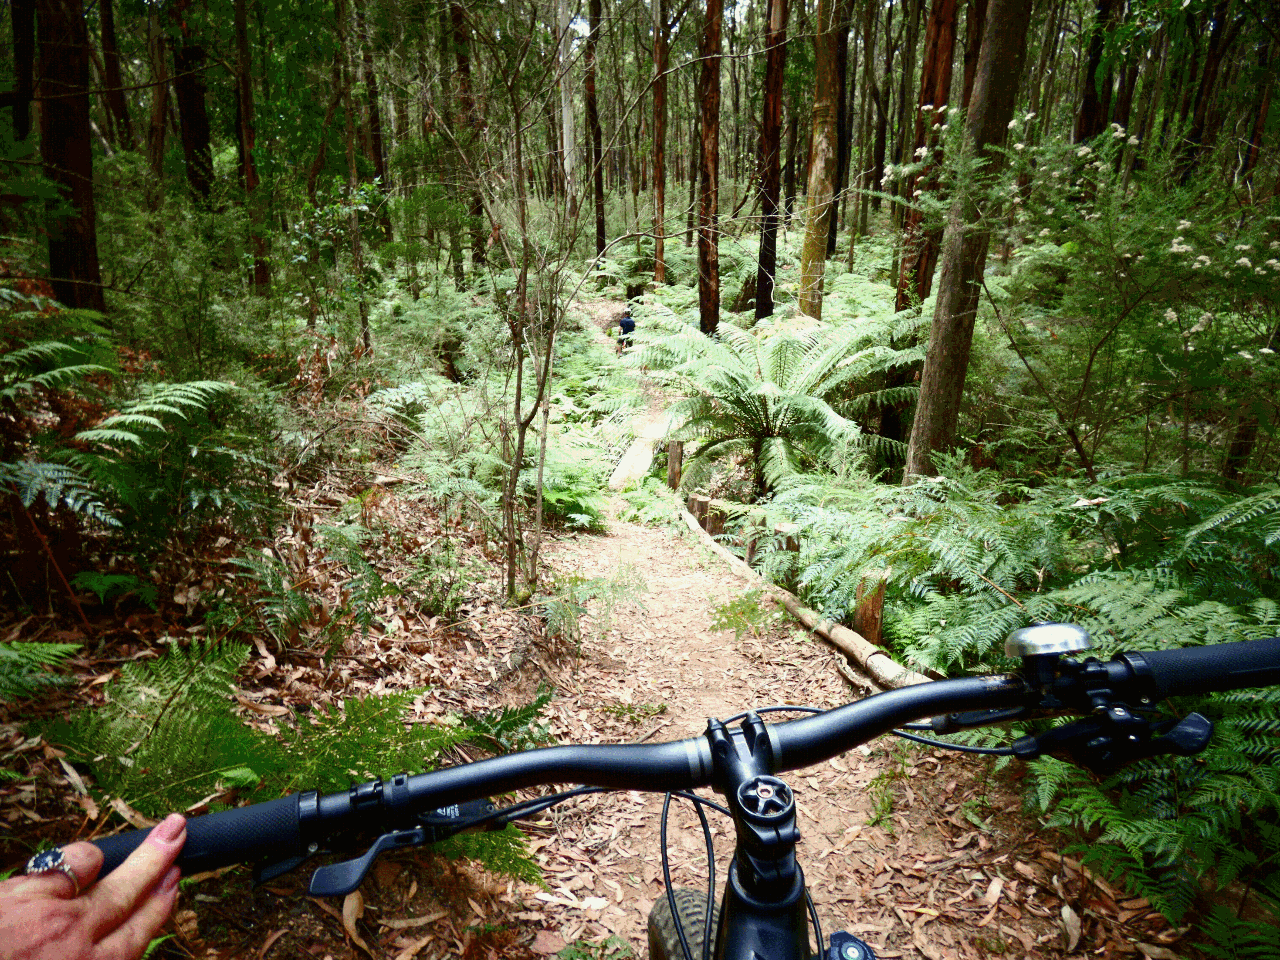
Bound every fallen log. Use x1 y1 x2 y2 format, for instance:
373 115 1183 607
678 507 934 689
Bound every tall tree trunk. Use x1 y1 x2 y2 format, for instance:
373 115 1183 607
755 0 789 320
36 0 105 312
894 0 959 313
854 0 876 239
338 0 369 351
145 9 169 180
697 0 722 335
783 110 799 218
891 0 925 231
1181 0 1237 175
234 0 269 294
904 0 1033 479
357 0 392 243
826 0 852 258
653 0 669 282
870 0 894 214
171 9 212 203
99 0 134 149
11 0 36 142
586 0 605 257
687 104 698 246
1074 0 1121 142
798 0 840 320
960 0 988 109
559 0 577 220
1240 42 1271 186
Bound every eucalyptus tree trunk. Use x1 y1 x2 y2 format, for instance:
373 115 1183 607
99 0 134 149
145 9 169 181
798 0 840 320
826 0 852 259
697 0 723 335
755 0 789 320
172 9 212 203
1074 0 1121 143
586 0 605 257
559 0 577 219
234 0 270 294
960 0 988 109
904 0 1033 480
337 0 369 351
35 0 105 312
894 0 959 314
653 0 670 282
357 0 392 243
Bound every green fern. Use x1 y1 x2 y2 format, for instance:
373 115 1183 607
1 460 119 527
40 640 273 816
39 641 553 891
0 340 108 402
629 314 882 496
465 685 554 753
0 641 80 703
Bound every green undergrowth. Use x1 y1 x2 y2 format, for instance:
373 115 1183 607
753 461 1280 944
38 641 552 882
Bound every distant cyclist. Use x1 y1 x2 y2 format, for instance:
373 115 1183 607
616 305 636 355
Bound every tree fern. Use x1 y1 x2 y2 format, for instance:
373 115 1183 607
629 316 871 496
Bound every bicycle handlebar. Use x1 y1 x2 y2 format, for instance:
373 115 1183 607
89 637 1280 880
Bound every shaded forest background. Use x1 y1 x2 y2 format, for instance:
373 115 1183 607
3 0 1280 956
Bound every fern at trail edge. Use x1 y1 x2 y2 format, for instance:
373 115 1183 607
753 465 1280 949
40 641 551 884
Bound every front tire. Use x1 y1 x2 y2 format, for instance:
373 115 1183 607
647 888 722 960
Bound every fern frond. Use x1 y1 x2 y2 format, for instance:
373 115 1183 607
0 641 80 702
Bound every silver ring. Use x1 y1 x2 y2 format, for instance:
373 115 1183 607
25 847 81 896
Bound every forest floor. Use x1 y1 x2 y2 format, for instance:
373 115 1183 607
0 303 1194 960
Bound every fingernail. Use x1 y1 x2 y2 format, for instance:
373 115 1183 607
151 813 186 845
158 865 180 893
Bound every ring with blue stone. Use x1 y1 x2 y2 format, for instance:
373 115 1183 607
25 847 81 896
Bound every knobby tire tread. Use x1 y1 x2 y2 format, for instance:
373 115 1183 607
647 888 722 960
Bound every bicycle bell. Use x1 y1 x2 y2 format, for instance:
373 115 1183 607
1006 622 1092 688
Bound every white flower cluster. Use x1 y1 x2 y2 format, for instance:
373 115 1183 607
1236 257 1253 268
1193 254 1211 269
1171 236 1194 254
1076 145 1093 158
1110 123 1127 140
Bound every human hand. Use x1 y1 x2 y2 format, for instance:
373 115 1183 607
0 813 186 960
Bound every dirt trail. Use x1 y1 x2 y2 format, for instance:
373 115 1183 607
520 506 1045 960
499 300 1179 960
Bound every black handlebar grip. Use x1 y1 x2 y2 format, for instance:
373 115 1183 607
94 795 303 878
1124 638 1280 699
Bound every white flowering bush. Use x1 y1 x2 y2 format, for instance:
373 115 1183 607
966 131 1280 479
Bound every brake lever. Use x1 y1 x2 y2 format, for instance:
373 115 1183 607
305 798 500 897
1011 709 1213 775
